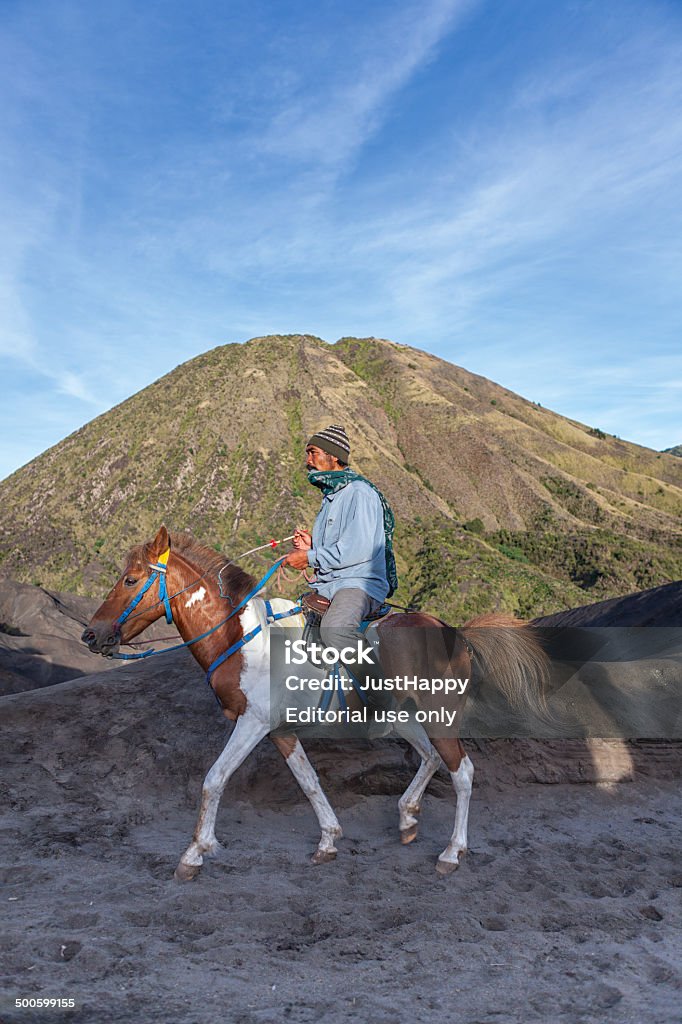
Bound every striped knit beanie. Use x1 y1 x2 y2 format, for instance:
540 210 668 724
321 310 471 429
307 424 351 464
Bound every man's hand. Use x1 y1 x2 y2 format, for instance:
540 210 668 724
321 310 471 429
292 528 312 551
281 549 311 571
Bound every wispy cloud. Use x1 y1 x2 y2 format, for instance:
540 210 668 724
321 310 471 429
54 371 100 405
257 0 473 172
1 0 681 480
332 23 682 344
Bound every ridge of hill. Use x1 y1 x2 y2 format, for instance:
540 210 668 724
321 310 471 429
534 579 681 628
1 334 680 621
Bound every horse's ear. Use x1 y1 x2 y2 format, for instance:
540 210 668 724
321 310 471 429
150 525 170 558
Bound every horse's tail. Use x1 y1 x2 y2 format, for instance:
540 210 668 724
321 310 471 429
459 613 550 717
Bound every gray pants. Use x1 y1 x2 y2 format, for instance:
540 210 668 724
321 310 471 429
318 588 391 711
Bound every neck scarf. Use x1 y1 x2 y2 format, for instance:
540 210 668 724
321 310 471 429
307 469 398 597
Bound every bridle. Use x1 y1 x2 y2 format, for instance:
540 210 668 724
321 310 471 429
115 536 295 630
110 551 299 685
115 547 174 627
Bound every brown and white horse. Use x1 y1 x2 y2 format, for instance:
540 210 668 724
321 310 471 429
82 526 549 879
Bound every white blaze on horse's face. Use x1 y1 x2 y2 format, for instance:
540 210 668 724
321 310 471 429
185 586 207 609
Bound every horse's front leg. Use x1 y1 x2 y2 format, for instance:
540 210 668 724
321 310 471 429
175 711 269 881
393 716 442 844
271 734 343 864
431 738 474 876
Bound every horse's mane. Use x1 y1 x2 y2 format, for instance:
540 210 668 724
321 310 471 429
137 531 257 603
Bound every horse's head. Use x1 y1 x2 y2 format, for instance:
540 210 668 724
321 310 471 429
81 525 172 657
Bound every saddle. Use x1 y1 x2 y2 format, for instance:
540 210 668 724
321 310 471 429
300 591 391 627
300 591 331 619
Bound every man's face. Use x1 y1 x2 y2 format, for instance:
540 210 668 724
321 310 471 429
306 444 340 472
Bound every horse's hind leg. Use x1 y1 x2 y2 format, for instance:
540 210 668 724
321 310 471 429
175 712 269 882
271 734 343 864
393 717 441 844
430 738 474 876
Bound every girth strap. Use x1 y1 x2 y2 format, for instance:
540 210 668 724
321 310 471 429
205 623 264 685
205 599 303 687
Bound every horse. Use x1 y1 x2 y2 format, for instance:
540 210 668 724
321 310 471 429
82 525 549 879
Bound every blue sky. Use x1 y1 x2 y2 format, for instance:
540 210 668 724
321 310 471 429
2 0 681 480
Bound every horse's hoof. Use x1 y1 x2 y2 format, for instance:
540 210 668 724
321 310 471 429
400 825 418 845
174 861 201 882
435 850 466 876
311 849 337 865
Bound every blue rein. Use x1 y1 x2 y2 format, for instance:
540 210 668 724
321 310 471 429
110 552 378 711
112 556 302 692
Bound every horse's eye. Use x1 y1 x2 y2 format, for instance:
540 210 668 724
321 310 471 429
124 576 138 588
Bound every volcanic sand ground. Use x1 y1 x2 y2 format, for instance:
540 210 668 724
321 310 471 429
1 654 681 1024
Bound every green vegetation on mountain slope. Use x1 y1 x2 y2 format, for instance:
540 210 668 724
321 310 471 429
0 334 680 622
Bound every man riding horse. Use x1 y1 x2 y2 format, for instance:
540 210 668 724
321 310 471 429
82 428 549 874
280 424 396 729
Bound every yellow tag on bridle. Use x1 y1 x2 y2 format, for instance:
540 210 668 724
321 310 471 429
150 547 171 572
